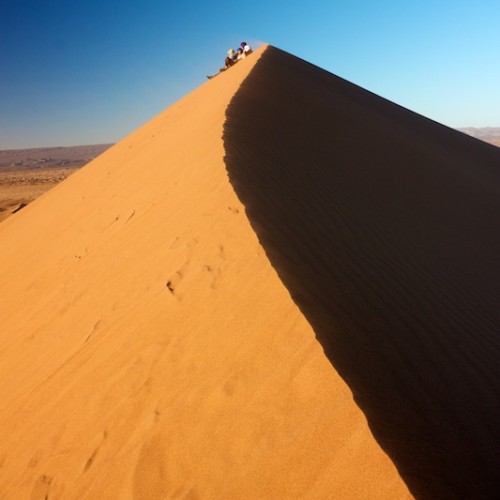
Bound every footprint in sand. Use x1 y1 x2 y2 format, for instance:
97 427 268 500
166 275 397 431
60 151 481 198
30 474 53 500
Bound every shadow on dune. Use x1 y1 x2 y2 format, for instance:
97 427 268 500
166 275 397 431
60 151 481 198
223 47 500 499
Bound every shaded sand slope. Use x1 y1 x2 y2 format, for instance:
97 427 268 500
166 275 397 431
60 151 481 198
224 46 500 499
0 47 410 498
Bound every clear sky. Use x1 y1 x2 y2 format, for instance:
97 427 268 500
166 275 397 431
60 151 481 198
1 0 499 149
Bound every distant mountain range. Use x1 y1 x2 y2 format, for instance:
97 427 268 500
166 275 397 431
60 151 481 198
0 144 114 173
457 127 500 147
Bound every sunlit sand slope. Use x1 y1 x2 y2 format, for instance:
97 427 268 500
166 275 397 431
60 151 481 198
0 46 410 498
224 46 500 499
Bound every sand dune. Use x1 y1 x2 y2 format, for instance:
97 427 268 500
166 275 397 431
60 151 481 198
0 45 498 499
0 46 410 499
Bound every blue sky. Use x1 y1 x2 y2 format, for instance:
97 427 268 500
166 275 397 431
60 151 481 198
1 0 499 149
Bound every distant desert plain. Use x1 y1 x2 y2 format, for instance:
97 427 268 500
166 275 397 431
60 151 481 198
0 144 112 222
1 129 498 224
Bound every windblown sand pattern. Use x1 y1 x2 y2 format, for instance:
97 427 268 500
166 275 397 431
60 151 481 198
0 44 498 499
224 47 500 498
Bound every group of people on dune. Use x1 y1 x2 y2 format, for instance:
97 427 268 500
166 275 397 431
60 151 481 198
207 42 253 79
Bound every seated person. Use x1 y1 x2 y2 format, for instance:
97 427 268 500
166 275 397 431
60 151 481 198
224 48 236 69
240 42 252 57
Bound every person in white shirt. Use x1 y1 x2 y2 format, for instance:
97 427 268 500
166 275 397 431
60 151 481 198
240 42 252 57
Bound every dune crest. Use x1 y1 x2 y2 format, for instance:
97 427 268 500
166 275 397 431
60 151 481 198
0 46 411 498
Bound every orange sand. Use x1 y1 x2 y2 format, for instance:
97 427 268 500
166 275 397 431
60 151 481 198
0 46 411 498
2 45 500 499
